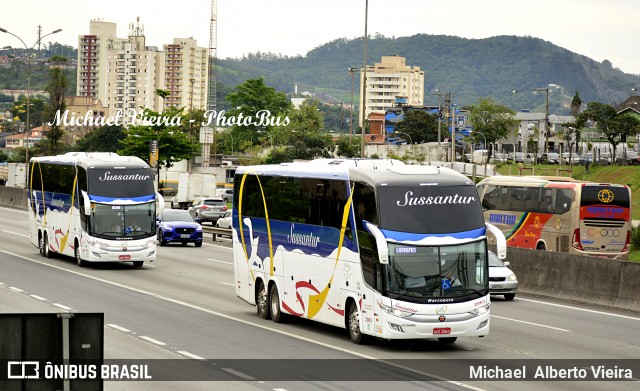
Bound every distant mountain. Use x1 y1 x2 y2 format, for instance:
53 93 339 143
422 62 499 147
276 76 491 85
215 34 640 115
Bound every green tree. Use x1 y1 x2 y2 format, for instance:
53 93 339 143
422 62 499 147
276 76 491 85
335 135 361 158
467 97 518 158
74 125 126 152
395 110 438 143
578 102 640 159
43 59 69 154
117 108 199 168
11 97 46 127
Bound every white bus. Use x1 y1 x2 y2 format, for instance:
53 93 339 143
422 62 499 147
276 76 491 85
28 152 162 267
233 159 506 344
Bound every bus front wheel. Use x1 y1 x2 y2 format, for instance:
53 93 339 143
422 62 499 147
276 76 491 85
348 302 367 344
270 285 284 323
256 281 269 320
75 240 85 267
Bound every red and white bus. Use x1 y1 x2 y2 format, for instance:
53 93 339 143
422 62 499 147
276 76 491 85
476 176 632 259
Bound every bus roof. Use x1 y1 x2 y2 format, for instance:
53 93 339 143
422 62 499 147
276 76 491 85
30 152 149 169
478 175 581 185
237 159 475 187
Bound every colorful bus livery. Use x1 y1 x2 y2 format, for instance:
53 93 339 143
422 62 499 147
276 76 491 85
476 176 632 259
28 152 161 267
233 159 506 344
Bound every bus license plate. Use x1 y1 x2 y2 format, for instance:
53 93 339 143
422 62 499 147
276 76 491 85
119 255 131 260
433 327 451 335
181 234 191 238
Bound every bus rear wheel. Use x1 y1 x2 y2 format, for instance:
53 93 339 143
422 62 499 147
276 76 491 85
347 302 367 344
43 234 52 258
269 285 284 323
256 281 269 320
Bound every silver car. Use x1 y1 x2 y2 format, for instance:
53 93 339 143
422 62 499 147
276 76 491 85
488 251 518 301
188 197 228 224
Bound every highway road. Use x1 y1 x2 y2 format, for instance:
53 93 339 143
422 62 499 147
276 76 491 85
1 205 639 390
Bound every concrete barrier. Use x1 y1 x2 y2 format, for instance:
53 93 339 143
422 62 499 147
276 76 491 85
507 247 640 312
0 186 28 210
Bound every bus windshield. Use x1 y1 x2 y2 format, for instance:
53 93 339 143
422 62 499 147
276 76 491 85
385 240 488 301
377 185 485 234
90 201 156 239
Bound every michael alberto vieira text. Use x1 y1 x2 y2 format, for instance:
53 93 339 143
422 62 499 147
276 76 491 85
470 365 633 380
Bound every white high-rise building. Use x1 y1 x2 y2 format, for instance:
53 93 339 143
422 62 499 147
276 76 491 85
162 38 208 111
359 55 425 126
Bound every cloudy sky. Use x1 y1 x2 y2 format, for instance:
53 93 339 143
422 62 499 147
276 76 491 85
2 0 638 76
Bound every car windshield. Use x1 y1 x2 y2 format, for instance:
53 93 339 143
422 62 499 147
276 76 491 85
163 211 195 222
385 240 488 301
488 252 505 267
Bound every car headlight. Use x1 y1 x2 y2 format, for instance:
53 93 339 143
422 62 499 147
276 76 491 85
378 301 414 318
507 273 517 281
162 225 173 231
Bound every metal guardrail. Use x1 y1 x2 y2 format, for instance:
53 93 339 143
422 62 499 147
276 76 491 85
201 226 232 241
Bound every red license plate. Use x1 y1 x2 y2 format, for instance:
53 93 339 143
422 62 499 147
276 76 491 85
119 255 131 260
433 327 451 335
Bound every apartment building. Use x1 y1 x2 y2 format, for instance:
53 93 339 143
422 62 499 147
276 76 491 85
77 20 208 121
359 55 424 126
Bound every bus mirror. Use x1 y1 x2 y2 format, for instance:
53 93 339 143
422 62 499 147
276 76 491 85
81 191 91 215
156 191 165 212
365 222 389 264
486 223 507 259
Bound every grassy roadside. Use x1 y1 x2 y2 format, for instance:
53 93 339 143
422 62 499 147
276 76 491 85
495 163 640 262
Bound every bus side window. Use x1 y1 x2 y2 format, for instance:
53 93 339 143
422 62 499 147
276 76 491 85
357 230 380 290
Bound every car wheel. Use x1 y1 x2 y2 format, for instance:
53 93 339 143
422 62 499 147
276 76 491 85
224 197 229 204
438 337 458 344
75 240 85 267
347 301 367 344
133 261 143 267
270 284 284 323
504 293 516 301
256 281 269 320
158 230 167 246
195 241 202 247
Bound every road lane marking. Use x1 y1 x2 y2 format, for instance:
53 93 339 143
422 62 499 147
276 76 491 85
106 324 131 333
517 297 640 322
491 315 570 332
219 282 234 286
222 368 255 380
0 248 483 390
9 287 24 292
208 258 233 265
30 295 47 301
202 242 232 250
53 303 72 310
178 351 205 360
2 230 29 238
140 336 166 346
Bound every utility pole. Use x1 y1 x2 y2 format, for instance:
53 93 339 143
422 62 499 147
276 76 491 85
349 67 357 141
433 90 446 146
360 0 369 158
532 87 550 153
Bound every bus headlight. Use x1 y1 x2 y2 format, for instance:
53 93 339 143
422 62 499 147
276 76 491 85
469 303 490 316
378 301 414 318
146 240 156 248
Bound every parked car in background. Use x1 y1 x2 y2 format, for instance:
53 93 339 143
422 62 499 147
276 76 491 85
513 152 526 163
539 152 560 165
616 150 640 165
524 153 539 165
488 251 518 301
491 153 508 164
561 152 580 165
188 197 228 224
579 153 594 166
216 210 232 229
598 152 613 165
156 209 203 247
216 188 234 203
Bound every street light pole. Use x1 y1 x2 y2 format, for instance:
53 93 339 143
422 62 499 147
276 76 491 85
1 27 61 183
532 87 551 153
433 89 446 146
348 67 357 142
395 131 412 146
360 0 368 158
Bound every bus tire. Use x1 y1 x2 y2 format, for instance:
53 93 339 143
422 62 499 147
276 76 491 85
269 284 284 323
38 232 45 257
438 337 457 344
133 261 143 267
256 280 269 320
75 240 85 267
43 234 52 259
503 293 516 301
536 242 546 251
347 302 367 344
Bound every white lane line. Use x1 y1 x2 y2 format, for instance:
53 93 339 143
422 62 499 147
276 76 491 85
2 230 29 238
222 367 255 380
491 315 570 332
20 221 30 224
106 324 131 333
30 295 47 301
219 282 234 286
9 287 24 293
0 248 482 390
139 336 167 346
208 258 233 265
202 242 232 250
177 351 205 360
517 297 640 322
53 303 72 311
